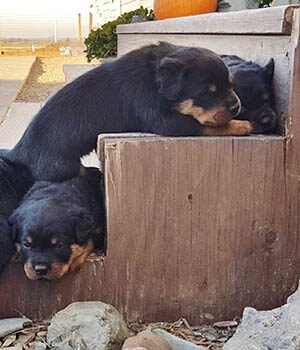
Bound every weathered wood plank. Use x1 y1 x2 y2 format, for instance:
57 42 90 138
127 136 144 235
102 135 296 323
286 8 300 264
117 6 298 35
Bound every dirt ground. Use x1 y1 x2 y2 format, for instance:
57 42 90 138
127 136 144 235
16 56 90 102
0 317 238 349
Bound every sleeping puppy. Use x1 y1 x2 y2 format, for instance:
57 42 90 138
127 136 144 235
8 42 251 183
221 55 277 133
0 153 33 275
9 168 105 280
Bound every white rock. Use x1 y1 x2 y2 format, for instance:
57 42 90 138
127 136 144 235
0 318 32 338
152 329 205 350
224 281 300 350
47 301 129 350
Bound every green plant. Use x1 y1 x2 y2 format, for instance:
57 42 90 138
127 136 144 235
252 0 272 6
84 7 155 61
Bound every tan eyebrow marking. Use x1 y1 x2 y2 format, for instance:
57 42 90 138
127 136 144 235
228 74 233 84
263 93 269 101
26 236 33 244
209 84 217 93
51 238 58 246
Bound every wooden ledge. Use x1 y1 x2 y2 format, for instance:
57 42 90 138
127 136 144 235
117 6 298 35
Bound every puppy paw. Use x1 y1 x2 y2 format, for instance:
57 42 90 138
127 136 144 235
228 120 253 136
202 120 253 136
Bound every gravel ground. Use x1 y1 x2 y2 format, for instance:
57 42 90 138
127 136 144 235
16 56 92 102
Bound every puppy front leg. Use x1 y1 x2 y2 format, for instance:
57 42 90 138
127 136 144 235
202 120 253 136
79 165 88 177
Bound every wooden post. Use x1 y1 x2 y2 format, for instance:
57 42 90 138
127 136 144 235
53 18 57 43
89 12 93 33
78 13 82 42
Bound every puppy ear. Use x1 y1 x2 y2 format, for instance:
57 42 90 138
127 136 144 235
8 212 19 242
263 58 274 82
157 57 184 100
75 214 95 244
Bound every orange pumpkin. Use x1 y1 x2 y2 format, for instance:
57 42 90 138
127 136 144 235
154 0 217 20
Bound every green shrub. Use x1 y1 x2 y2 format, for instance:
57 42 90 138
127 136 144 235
252 0 272 6
84 6 155 61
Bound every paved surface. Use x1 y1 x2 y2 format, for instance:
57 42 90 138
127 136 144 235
0 56 36 123
0 103 41 149
0 59 99 167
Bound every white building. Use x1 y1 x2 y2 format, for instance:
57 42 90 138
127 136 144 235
91 0 154 27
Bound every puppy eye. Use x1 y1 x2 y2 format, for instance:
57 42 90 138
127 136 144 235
22 241 32 248
263 93 269 101
55 241 64 249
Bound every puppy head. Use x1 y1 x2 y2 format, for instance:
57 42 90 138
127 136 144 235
232 58 277 133
156 46 241 126
9 200 99 280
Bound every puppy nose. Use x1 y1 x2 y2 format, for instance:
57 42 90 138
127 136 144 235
227 92 241 117
33 264 49 276
229 104 240 116
261 115 271 125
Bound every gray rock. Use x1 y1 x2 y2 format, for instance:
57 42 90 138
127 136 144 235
0 318 32 338
152 329 205 350
47 301 130 350
34 342 47 350
224 281 300 350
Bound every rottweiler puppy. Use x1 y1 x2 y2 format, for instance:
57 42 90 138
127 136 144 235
9 168 105 280
221 55 277 133
7 42 251 183
0 153 33 275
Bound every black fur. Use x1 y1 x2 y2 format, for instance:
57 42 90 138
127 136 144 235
0 155 33 274
221 55 277 133
8 167 105 280
7 42 240 182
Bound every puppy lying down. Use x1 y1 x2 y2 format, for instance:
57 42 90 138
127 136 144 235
9 167 105 280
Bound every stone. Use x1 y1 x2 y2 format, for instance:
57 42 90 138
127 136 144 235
34 341 47 350
122 330 171 349
0 318 32 338
2 334 16 347
224 282 300 350
1 345 22 350
213 320 238 328
47 301 130 350
152 329 206 350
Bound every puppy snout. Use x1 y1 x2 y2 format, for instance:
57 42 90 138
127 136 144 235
33 264 50 276
229 104 240 116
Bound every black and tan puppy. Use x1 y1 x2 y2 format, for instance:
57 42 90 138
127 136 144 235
221 55 277 133
0 153 33 275
9 168 105 280
7 42 251 183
